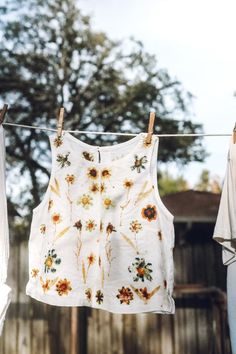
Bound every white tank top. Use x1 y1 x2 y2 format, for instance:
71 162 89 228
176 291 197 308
26 131 175 314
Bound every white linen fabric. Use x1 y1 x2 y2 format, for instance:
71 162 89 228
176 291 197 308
0 125 11 335
26 131 175 314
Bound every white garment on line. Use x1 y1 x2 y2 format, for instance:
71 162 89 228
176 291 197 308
213 135 236 353
0 125 11 335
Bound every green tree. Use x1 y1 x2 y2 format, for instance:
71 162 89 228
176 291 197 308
0 0 207 214
158 171 189 197
194 169 221 193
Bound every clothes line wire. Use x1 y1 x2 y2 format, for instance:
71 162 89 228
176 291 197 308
2 122 232 138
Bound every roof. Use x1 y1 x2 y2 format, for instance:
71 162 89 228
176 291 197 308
162 190 221 223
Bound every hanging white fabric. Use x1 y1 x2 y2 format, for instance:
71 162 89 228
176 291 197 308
0 125 11 335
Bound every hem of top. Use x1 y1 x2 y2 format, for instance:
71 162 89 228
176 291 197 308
26 286 175 315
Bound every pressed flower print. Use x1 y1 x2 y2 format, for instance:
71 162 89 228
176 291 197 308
103 197 114 210
86 219 97 232
53 136 63 147
40 224 46 234
128 257 153 282
48 199 53 211
74 220 83 231
130 154 147 173
130 285 160 304
129 220 142 233
56 278 72 296
77 194 93 209
106 222 116 235
56 152 71 168
44 249 61 273
123 179 134 189
141 204 157 222
82 151 94 161
116 286 134 305
51 212 62 225
101 168 111 179
87 167 98 180
96 290 104 304
40 276 58 293
31 268 39 278
85 288 92 302
100 182 107 194
65 174 75 185
89 182 99 193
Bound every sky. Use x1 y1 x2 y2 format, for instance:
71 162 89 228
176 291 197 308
79 0 236 187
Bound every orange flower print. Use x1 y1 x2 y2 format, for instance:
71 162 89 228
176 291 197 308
101 168 111 179
31 268 39 278
48 199 53 211
56 278 72 296
89 182 100 193
141 205 157 222
116 287 134 305
123 179 134 189
103 197 114 210
40 224 46 234
129 220 142 233
40 276 58 293
51 212 62 224
85 288 92 302
85 219 97 232
87 253 96 265
65 174 75 185
77 194 93 209
87 167 99 180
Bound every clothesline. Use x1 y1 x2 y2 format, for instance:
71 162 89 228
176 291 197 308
2 122 232 138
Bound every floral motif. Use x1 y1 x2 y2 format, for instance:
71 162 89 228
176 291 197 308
103 197 114 209
48 199 53 211
74 220 82 231
130 154 148 173
40 276 58 293
87 167 98 180
40 224 46 234
65 174 75 185
129 220 142 233
44 249 61 273
158 230 162 240
56 278 72 296
89 182 99 193
106 222 116 235
116 286 134 304
141 205 157 222
31 268 39 278
56 152 71 168
53 136 63 147
51 212 62 225
95 290 104 304
101 168 111 179
123 179 134 189
100 182 107 194
82 151 94 161
85 288 92 302
130 285 160 303
77 194 93 209
87 253 96 265
128 257 153 282
86 219 97 232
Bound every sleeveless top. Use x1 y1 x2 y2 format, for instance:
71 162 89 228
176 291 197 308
26 131 175 314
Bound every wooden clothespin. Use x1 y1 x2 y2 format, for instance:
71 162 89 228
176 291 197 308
145 111 155 144
233 123 236 144
57 107 65 138
0 104 8 125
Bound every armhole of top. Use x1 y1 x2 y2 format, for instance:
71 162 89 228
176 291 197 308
32 134 55 215
150 137 174 221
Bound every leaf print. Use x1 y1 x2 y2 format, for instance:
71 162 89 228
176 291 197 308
44 249 61 273
54 226 70 242
56 278 72 296
50 178 61 197
82 260 86 284
116 286 134 305
134 181 153 205
82 151 94 161
130 285 160 304
121 232 139 253
77 194 93 209
95 290 104 304
128 257 153 282
141 204 157 222
130 154 148 173
40 276 58 293
56 152 71 168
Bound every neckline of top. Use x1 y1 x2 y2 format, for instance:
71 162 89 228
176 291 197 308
52 131 156 166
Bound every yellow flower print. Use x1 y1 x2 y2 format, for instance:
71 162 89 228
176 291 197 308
101 168 111 179
77 194 93 209
123 179 134 189
51 212 62 225
103 197 114 209
40 224 46 234
129 220 142 233
65 174 75 185
89 182 100 193
56 278 72 296
31 268 39 278
85 219 97 232
87 167 99 180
